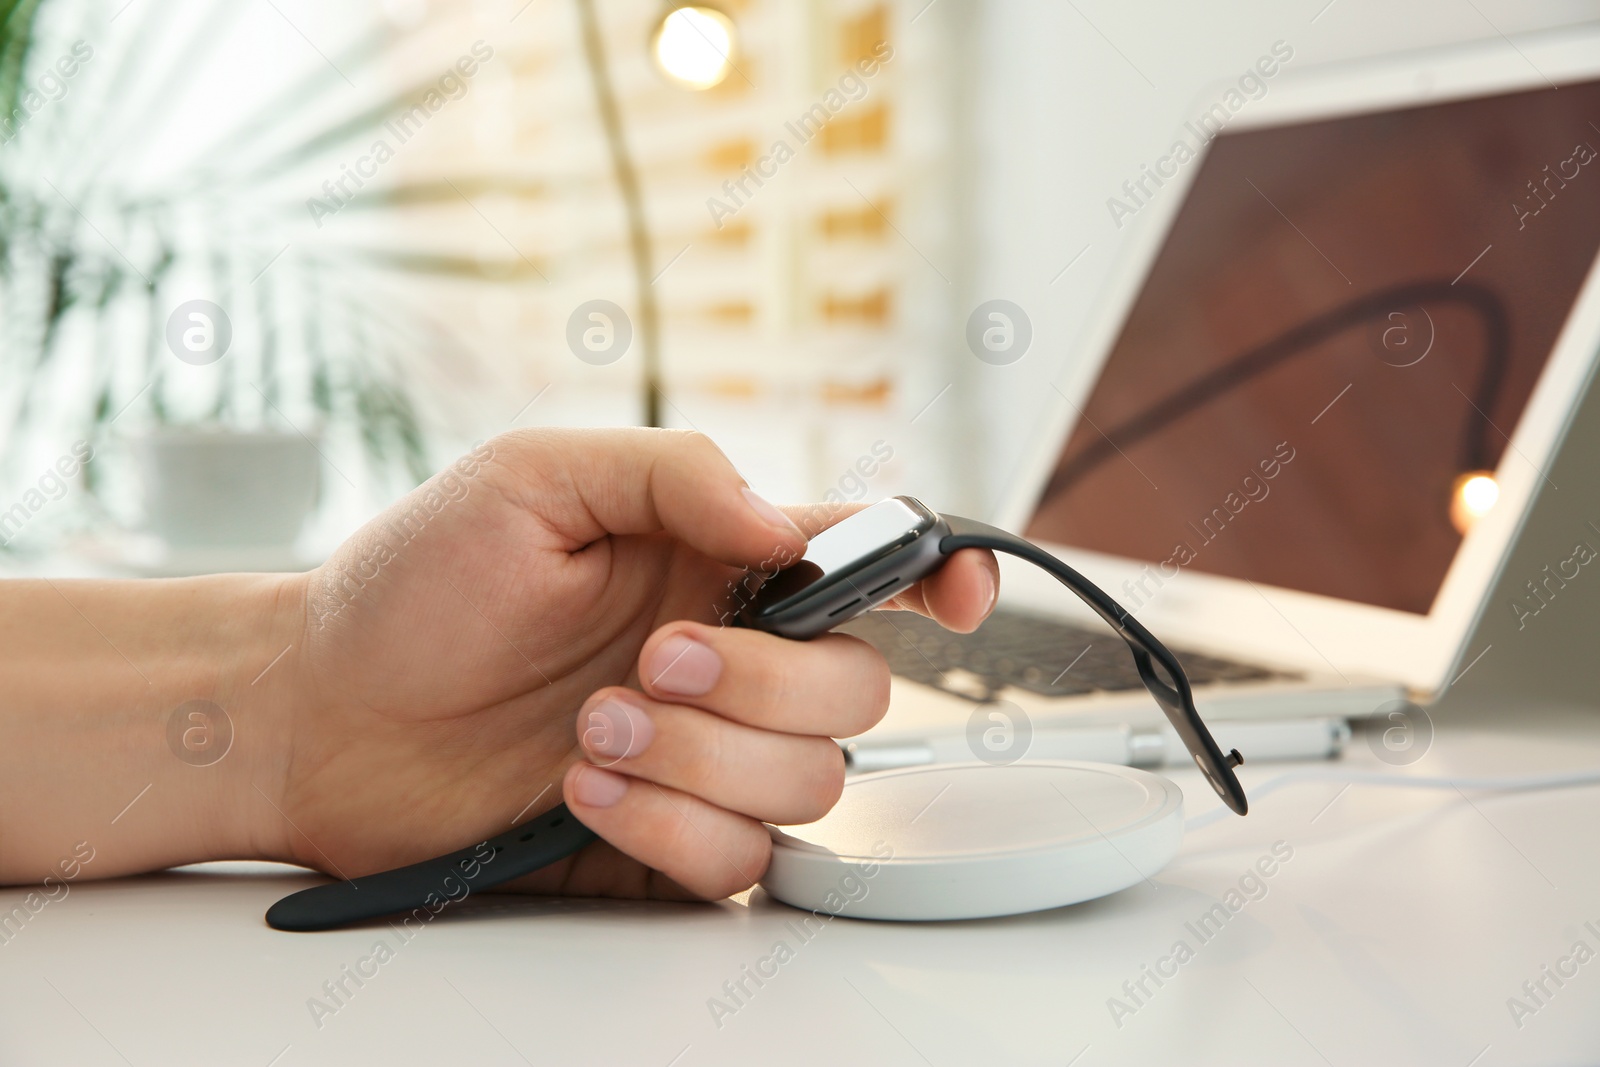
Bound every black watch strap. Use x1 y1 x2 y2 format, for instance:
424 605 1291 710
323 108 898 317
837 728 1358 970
265 802 596 931
938 513 1248 816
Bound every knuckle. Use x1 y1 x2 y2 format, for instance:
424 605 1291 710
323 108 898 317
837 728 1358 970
730 638 804 723
656 797 708 861
671 814 768 899
703 863 758 900
659 825 716 895
762 655 807 720
797 740 846 820
830 635 892 735
681 713 726 795
773 738 846 824
741 633 889 735
673 429 724 466
718 832 771 896
862 647 892 725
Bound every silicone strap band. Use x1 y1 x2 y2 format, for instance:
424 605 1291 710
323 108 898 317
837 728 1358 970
265 803 596 932
939 514 1248 815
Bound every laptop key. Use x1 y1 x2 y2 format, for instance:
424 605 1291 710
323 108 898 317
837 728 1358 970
838 607 1298 702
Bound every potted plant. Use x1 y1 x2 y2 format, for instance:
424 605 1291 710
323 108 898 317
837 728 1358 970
0 0 528 563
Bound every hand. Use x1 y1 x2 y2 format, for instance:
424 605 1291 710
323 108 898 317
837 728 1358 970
262 428 998 901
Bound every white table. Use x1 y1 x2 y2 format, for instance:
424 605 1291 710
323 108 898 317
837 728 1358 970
5 702 1600 1066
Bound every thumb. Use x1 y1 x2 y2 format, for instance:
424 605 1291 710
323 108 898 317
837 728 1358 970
494 427 807 567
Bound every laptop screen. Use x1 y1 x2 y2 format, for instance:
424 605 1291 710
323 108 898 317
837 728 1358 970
1025 79 1600 616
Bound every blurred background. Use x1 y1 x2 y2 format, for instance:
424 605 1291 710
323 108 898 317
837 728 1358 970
1 0 1596 575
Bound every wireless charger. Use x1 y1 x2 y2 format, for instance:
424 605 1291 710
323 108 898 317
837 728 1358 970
760 761 1184 921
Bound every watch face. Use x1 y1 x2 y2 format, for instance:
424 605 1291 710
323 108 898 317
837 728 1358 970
754 497 936 614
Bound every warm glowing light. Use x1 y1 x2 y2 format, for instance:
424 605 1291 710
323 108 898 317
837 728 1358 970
652 6 736 89
1450 471 1499 535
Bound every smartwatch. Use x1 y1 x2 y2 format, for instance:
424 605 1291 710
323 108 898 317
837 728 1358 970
734 497 1247 813
266 496 1245 932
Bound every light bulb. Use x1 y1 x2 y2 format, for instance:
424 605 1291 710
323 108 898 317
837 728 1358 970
1449 471 1498 535
652 6 736 90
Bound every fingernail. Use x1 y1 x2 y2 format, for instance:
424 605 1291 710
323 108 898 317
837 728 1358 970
582 695 654 760
980 564 999 616
571 764 628 808
648 633 722 696
741 486 802 537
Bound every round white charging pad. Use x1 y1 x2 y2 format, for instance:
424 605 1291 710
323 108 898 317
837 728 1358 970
760 761 1184 921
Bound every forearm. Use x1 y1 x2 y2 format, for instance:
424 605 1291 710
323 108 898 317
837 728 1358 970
0 573 306 883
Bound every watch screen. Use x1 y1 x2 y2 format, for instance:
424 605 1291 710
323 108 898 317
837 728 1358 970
757 498 933 609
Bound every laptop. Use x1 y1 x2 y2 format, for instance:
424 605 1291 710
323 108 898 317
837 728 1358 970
842 27 1600 770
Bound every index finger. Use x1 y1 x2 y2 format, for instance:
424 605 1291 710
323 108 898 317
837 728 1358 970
494 427 807 568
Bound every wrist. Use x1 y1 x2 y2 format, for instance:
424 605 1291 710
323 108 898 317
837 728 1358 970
202 571 312 866
0 571 310 882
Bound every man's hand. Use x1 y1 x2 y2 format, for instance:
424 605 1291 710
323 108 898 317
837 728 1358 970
0 428 996 902
264 428 998 901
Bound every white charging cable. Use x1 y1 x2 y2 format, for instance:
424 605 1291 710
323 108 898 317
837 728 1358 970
1184 765 1600 832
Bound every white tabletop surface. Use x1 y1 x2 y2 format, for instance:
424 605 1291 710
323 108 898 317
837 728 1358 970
5 703 1600 1067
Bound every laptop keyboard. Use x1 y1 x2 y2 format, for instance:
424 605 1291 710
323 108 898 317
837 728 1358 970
837 607 1298 702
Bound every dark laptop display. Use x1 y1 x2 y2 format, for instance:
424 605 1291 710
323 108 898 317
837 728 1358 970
1027 81 1600 615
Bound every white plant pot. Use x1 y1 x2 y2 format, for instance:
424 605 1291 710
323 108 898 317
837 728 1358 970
132 429 321 550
